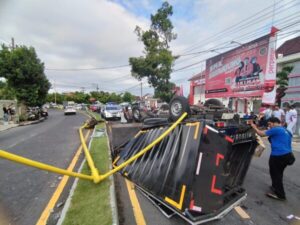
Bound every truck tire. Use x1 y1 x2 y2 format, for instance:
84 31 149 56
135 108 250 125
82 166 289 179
132 106 142 122
169 96 190 122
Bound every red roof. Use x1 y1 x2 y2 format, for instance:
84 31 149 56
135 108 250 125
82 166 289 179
277 36 300 57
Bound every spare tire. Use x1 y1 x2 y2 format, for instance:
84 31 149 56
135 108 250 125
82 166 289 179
169 96 191 122
143 118 169 128
204 99 223 107
132 106 141 122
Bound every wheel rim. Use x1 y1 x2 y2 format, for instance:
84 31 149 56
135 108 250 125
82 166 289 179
171 101 183 117
133 110 140 119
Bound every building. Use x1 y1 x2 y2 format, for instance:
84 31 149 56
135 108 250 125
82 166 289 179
188 71 205 105
188 28 278 114
277 35 300 135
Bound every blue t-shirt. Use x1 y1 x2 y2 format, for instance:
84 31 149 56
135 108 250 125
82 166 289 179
265 126 292 156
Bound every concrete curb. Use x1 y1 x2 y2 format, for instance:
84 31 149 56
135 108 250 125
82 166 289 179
0 117 46 132
57 125 119 225
56 128 94 225
19 117 45 126
106 127 119 225
0 124 19 132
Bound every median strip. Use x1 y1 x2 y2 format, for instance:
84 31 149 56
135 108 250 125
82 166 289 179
36 129 91 225
60 123 113 225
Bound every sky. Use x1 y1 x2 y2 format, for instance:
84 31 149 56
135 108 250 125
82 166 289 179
0 0 299 97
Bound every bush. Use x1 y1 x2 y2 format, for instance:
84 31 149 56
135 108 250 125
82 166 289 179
19 114 28 122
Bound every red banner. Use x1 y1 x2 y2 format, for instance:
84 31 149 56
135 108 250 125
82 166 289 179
205 31 277 102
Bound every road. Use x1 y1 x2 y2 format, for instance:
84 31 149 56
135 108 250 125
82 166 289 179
0 109 87 225
110 122 300 225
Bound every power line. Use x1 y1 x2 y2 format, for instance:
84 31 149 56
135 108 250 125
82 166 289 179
173 18 300 72
174 9 300 66
179 0 298 55
45 64 130 71
170 30 300 84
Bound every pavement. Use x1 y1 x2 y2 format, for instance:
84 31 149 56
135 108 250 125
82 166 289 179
0 117 45 132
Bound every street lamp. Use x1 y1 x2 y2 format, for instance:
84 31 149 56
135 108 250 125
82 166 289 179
230 40 243 46
210 49 221 54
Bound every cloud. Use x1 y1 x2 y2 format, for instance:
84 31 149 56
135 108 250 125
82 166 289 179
0 0 299 97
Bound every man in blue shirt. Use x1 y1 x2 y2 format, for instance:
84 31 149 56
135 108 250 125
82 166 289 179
250 117 294 200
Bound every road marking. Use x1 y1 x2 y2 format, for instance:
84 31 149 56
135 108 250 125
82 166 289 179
125 179 146 225
36 129 91 225
234 206 250 219
196 152 203 175
164 185 186 210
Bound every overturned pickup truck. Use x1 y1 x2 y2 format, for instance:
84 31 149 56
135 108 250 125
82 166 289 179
113 96 257 224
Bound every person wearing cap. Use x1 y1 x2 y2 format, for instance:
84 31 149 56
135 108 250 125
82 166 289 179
250 117 294 200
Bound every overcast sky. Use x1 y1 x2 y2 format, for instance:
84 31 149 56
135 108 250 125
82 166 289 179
0 0 299 96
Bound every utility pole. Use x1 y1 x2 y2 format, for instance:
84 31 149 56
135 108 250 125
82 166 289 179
140 82 143 100
54 81 57 104
11 37 15 50
96 84 99 93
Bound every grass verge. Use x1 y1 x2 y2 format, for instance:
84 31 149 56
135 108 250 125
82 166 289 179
62 123 112 225
86 110 102 121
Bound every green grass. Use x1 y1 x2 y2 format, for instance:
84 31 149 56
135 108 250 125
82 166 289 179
86 110 102 121
62 124 112 225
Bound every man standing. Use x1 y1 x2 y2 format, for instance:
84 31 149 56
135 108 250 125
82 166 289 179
272 105 285 124
285 105 298 134
250 117 294 200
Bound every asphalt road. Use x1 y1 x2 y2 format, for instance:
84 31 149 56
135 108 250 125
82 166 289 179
0 109 87 225
110 122 300 225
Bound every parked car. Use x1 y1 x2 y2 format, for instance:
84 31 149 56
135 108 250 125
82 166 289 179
41 107 48 118
64 106 76 115
101 104 122 120
27 107 41 121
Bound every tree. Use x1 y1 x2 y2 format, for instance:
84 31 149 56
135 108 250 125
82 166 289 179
276 66 293 104
0 80 16 100
0 45 50 106
129 1 177 102
122 91 134 103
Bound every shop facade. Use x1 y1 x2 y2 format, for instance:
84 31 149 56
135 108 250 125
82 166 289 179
204 28 278 114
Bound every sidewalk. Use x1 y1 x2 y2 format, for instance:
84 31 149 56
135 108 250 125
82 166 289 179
262 136 300 153
0 123 19 132
0 118 45 132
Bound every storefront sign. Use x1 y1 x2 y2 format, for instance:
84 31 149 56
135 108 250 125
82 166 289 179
205 29 277 104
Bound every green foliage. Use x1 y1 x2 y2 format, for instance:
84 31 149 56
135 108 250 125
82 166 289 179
46 91 124 104
154 81 175 102
107 92 122 103
122 91 134 103
0 45 50 106
277 66 293 88
0 80 16 100
129 1 177 102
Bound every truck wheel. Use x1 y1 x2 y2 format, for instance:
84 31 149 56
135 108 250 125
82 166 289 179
132 107 141 122
169 96 190 122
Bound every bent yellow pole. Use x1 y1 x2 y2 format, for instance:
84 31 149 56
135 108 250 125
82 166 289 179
96 112 188 183
0 150 93 181
79 124 100 182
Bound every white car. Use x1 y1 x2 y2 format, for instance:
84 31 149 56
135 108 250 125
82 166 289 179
64 106 77 115
102 105 122 120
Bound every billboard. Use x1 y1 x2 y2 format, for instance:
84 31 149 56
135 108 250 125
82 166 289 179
205 29 277 104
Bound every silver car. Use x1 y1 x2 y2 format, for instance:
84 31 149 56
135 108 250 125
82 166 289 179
102 104 122 120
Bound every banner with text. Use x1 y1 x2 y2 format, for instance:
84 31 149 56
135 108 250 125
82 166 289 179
205 30 277 103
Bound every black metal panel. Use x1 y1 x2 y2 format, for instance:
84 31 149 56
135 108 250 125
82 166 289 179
114 120 257 220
